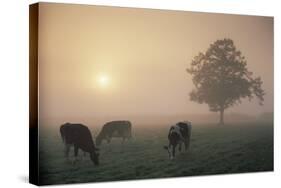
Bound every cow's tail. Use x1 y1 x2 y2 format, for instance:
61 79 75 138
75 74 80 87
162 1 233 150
60 126 65 143
127 122 132 138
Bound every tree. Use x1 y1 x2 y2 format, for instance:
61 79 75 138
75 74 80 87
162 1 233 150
187 39 265 125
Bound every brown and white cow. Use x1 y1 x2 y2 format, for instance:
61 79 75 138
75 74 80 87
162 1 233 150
164 121 192 160
96 121 132 146
60 123 100 165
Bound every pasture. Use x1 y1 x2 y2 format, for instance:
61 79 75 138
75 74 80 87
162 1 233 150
38 121 273 185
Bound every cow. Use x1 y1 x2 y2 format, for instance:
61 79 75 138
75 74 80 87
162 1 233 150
96 121 132 146
60 123 100 165
164 121 192 160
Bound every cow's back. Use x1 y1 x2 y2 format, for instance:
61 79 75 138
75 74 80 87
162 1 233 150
101 121 132 137
176 121 192 139
60 123 94 150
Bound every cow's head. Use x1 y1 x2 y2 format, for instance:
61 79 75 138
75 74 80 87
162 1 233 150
96 135 102 146
90 148 100 165
164 132 180 160
96 133 103 146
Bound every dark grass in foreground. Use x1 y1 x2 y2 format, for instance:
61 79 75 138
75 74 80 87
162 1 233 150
38 121 273 185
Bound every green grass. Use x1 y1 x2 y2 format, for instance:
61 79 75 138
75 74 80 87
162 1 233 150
38 121 273 185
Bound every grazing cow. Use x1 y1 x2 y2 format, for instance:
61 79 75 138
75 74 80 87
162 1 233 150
60 123 100 165
96 121 132 146
164 121 192 160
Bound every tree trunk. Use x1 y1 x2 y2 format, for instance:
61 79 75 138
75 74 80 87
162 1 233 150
219 108 224 125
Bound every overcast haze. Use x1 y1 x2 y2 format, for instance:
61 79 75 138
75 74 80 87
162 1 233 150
38 3 273 123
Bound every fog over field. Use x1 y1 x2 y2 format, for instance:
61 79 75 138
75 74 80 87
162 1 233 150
38 3 273 127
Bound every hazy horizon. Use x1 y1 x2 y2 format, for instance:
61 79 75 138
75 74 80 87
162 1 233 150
38 3 273 124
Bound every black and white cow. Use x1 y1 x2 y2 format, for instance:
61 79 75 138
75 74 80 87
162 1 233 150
96 121 132 146
60 123 100 165
164 121 192 160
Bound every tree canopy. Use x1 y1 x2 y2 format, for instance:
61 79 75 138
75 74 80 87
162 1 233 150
187 39 265 124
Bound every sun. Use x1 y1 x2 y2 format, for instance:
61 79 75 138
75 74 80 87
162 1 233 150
97 74 110 88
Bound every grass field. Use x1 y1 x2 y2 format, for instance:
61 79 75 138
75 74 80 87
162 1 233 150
38 121 273 185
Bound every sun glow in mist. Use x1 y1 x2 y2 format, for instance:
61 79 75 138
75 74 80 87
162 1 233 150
97 74 110 88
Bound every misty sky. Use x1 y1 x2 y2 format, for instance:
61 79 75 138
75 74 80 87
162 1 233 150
38 3 273 120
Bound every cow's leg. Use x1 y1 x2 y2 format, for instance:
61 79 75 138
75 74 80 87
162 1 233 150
126 130 131 140
179 143 182 152
165 142 172 159
107 137 111 143
74 146 79 157
79 151 84 161
184 140 188 151
121 132 125 143
171 145 176 160
185 135 191 151
106 134 111 143
186 130 191 150
122 136 126 144
79 151 85 160
65 144 71 158
73 145 79 164
188 136 191 149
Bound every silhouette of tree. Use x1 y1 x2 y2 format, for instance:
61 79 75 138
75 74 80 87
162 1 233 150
187 39 265 125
